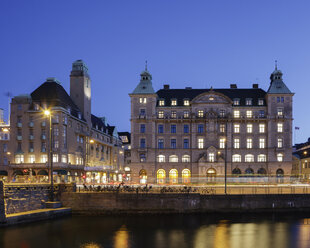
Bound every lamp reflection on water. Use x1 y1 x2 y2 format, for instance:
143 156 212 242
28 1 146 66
114 225 130 248
80 243 102 248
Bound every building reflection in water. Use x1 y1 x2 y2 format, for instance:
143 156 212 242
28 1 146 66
297 218 310 248
80 242 102 248
114 225 130 248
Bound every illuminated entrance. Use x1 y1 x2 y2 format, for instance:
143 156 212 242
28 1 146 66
169 169 178 184
182 169 191 184
206 168 216 182
139 169 147 184
157 169 166 184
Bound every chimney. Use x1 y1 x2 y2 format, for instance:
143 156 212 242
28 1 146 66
230 84 237 89
252 84 259 89
185 87 192 90
163 84 170 90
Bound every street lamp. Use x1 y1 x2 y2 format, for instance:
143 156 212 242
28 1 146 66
224 121 228 194
44 109 54 202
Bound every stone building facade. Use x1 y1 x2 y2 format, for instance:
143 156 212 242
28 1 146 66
2 60 124 183
129 67 293 184
292 138 310 182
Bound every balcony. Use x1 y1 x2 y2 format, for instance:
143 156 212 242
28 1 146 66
17 135 22 141
29 135 34 140
29 122 34 127
17 123 22 128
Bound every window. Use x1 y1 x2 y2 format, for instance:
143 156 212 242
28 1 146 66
209 153 215 162
140 109 146 116
278 138 283 148
246 98 252 105
183 139 189 149
157 155 165 163
182 155 190 162
140 138 146 148
183 111 189 118
232 154 241 162
258 154 266 162
171 99 177 106
234 138 240 149
247 124 253 133
277 153 283 162
53 140 59 149
61 155 67 163
159 99 165 106
219 110 225 117
198 124 204 133
158 124 163 133
277 123 283 133
171 125 176 133
259 138 265 149
52 127 58 136
219 124 225 133
277 97 280 103
158 139 164 149
171 111 176 118
234 124 240 133
259 124 265 133
184 125 189 133
184 99 190 106
233 99 240 105
140 124 145 133
53 154 59 162
3 144 7 153
198 138 204 149
198 110 204 117
171 139 176 149
77 135 80 143
234 110 240 118
277 108 283 117
158 111 164 118
245 154 254 162
139 98 147 104
246 110 252 118
246 138 252 149
140 153 146 162
281 97 284 103
258 99 264 106
259 110 265 118
41 154 48 163
169 155 178 162
219 138 225 149
28 155 35 163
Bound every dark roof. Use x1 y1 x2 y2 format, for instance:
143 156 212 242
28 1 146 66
31 81 83 120
156 88 267 106
107 125 115 136
118 132 131 144
91 114 107 133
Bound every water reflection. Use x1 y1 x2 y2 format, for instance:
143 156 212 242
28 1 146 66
114 225 130 248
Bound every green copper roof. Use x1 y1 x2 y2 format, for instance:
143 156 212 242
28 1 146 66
132 70 155 94
267 69 292 94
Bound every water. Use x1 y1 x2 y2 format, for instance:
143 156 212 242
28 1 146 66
1 213 310 248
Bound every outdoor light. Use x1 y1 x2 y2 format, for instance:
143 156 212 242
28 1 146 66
90 139 94 144
44 110 51 116
2 128 9 132
6 152 11 155
304 151 307 155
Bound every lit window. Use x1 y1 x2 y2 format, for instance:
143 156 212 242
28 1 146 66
234 138 240 149
184 99 190 106
140 153 146 162
139 98 147 104
278 138 283 148
183 111 189 118
182 155 190 162
259 138 265 149
277 123 283 133
233 99 240 105
232 154 241 162
259 124 265 133
171 125 176 133
234 110 240 118
171 111 177 118
246 98 252 105
171 99 177 106
198 110 204 117
258 99 264 106
209 153 215 162
171 139 176 148
246 138 252 149
258 154 266 162
219 124 225 133
28 155 35 163
245 154 254 162
159 99 165 106
53 154 59 162
198 124 204 133
234 124 240 133
157 155 165 162
219 110 225 117
41 154 48 163
277 108 283 117
247 124 253 133
169 155 178 162
15 154 24 164
158 111 164 118
277 153 283 162
198 138 204 149
246 110 252 118
61 155 67 163
219 138 225 149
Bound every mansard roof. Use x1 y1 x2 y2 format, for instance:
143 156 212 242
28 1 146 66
156 88 267 106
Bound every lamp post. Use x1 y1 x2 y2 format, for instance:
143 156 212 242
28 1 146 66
224 121 228 194
44 110 54 202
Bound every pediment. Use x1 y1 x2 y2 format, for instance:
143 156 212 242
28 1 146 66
192 92 231 104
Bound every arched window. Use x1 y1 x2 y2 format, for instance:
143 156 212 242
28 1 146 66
232 154 241 162
169 169 178 184
207 168 216 182
276 168 284 183
182 155 190 162
245 168 254 175
258 154 266 162
157 155 165 163
277 153 283 162
182 169 191 183
257 168 267 175
232 168 241 175
139 169 147 184
245 154 254 162
157 169 166 184
169 155 178 162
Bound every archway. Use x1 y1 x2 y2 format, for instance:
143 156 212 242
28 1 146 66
169 169 178 184
206 168 216 182
245 168 254 175
257 168 267 175
139 169 147 184
182 169 191 184
38 170 49 183
232 168 241 175
276 168 284 183
157 169 166 184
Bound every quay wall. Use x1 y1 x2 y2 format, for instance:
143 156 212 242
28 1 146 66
60 192 310 214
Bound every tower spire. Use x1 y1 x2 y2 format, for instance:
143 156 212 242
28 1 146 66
145 60 148 71
275 60 278 70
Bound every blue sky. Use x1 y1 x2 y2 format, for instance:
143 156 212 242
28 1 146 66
1 1 310 143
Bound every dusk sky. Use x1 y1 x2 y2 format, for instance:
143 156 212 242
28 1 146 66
1 1 310 144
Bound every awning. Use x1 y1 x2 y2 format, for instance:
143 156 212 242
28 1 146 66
38 170 48 176
54 170 67 175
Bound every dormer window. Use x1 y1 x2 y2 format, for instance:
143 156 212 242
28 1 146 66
159 99 165 106
233 98 240 106
258 99 264 106
78 112 82 119
34 103 40 111
171 99 177 106
184 99 190 106
245 98 252 105
139 98 147 104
